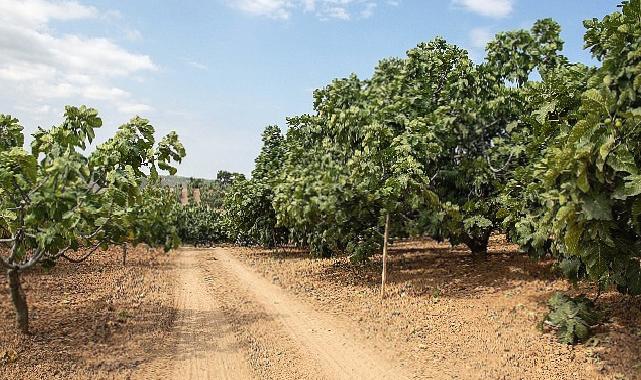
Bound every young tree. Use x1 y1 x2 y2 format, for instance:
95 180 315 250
222 126 287 247
216 170 245 187
87 116 185 264
130 183 183 254
0 106 185 333
274 41 457 264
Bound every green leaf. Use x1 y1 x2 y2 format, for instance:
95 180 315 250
559 257 582 281
564 223 582 254
607 148 638 175
622 175 641 197
583 244 608 279
577 165 590 193
581 193 612 221
545 292 598 344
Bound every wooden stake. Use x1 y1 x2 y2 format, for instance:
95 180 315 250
122 243 127 266
381 213 390 300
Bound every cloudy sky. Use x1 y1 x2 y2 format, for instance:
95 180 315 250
0 0 619 178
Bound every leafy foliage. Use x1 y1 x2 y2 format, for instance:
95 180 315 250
207 1 641 307
264 23 567 259
0 115 24 151
545 293 600 344
131 183 181 251
171 171 245 247
505 0 641 294
0 106 185 333
176 204 226 247
223 177 285 247
220 126 287 248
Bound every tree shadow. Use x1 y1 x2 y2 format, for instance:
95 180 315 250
18 250 176 280
249 247 309 261
1 288 273 377
592 294 641 378
0 247 272 378
309 239 559 300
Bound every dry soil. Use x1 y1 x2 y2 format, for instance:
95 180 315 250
1 239 640 379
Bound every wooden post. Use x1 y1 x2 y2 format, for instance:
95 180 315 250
381 213 390 300
122 243 127 266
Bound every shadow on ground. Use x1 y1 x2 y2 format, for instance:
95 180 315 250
279 237 562 299
0 246 272 378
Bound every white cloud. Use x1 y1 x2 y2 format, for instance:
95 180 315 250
117 103 154 115
452 0 514 18
228 0 388 21
0 0 155 118
469 27 493 49
325 6 350 20
231 0 293 19
186 60 208 70
302 0 316 11
360 2 377 18
14 103 52 116
0 0 98 27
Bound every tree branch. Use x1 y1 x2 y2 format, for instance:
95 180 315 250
0 257 15 270
16 248 45 271
486 150 515 174
80 218 111 242
27 177 48 198
11 177 30 203
59 239 108 264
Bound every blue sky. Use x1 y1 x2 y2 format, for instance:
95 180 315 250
0 0 620 178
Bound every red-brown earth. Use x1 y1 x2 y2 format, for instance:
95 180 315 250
1 238 639 379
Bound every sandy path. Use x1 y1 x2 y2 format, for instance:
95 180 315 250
140 248 411 379
212 247 411 380
170 250 253 379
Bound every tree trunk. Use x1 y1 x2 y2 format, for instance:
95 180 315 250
380 213 390 300
122 244 127 266
464 232 491 257
7 269 29 334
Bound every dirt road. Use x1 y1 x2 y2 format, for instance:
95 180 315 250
169 250 253 379
158 248 411 379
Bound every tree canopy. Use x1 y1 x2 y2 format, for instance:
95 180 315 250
0 106 185 333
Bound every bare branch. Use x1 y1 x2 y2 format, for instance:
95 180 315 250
0 257 16 270
16 248 45 271
430 169 441 183
11 177 30 203
486 151 515 174
81 219 111 241
59 238 108 264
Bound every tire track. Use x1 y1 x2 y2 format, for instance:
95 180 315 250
211 247 411 380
